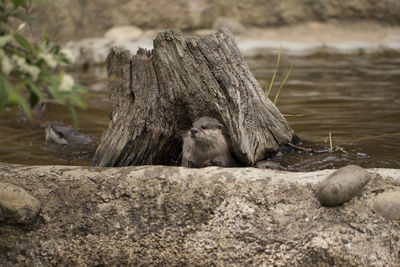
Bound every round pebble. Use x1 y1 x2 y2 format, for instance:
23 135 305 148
0 182 41 224
373 191 400 220
316 165 370 206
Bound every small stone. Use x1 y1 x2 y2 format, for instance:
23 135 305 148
0 182 41 224
316 165 370 206
373 191 400 220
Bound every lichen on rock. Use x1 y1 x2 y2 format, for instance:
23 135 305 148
0 163 399 265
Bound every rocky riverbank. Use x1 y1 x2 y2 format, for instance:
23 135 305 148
1 163 399 265
30 0 400 43
23 1 400 65
64 22 400 67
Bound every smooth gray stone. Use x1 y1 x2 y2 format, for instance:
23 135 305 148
373 191 400 220
316 165 370 206
0 182 41 224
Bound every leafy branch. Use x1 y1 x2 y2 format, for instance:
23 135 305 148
0 0 87 127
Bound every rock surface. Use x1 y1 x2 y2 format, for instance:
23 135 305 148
373 191 400 220
0 163 399 266
0 182 41 225
316 165 371 206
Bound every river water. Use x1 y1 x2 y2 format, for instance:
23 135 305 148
0 54 399 170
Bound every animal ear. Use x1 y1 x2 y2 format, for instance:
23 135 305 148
216 122 223 129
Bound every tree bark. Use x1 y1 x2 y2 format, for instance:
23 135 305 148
91 28 295 167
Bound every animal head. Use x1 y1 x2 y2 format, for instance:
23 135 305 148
45 125 69 145
189 117 224 149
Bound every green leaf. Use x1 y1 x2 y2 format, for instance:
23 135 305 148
46 85 66 104
21 0 28 9
11 0 24 9
266 46 281 97
14 79 29 92
0 34 13 47
0 75 12 109
6 46 25 57
41 28 47 44
12 12 38 24
28 82 43 100
67 93 87 109
58 68 65 83
44 74 60 86
67 104 79 129
14 33 32 51
71 84 88 94
49 43 60 54
283 113 305 117
8 90 32 120
273 64 293 105
12 0 26 8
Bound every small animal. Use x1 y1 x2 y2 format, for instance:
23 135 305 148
45 124 94 145
182 117 236 168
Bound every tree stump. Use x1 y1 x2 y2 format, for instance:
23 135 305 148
90 28 295 167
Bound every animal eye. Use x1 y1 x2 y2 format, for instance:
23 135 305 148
201 125 207 130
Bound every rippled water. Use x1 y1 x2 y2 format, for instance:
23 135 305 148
1 54 399 170
251 54 400 170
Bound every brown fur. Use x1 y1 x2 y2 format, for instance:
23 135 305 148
182 117 236 168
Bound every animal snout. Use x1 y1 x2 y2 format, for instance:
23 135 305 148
190 128 198 135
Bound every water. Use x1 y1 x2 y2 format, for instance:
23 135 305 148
1 54 399 170
251 54 400 170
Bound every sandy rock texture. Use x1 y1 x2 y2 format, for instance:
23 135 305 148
0 163 399 266
373 191 400 220
29 0 400 43
0 182 41 225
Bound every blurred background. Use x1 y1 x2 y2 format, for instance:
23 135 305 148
1 0 400 170
28 0 400 42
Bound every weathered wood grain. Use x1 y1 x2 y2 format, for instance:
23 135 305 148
91 28 295 167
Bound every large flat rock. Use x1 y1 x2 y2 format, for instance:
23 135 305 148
0 163 399 265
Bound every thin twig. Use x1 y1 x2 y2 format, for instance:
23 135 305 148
338 147 349 154
287 142 313 152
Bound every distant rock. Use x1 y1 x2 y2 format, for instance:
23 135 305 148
65 37 153 66
0 182 40 225
212 17 245 34
373 191 400 220
104 25 143 40
27 0 400 44
316 165 370 206
64 25 400 67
